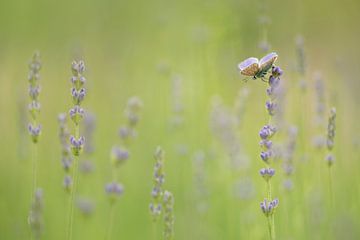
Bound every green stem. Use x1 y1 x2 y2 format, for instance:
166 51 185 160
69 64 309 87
267 216 272 240
67 124 80 240
29 142 38 240
105 203 115 240
152 221 159 240
31 143 38 201
328 166 333 208
271 214 276 240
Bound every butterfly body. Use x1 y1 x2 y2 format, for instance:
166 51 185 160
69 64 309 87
238 52 278 80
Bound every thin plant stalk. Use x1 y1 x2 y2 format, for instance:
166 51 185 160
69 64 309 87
31 143 38 202
105 203 115 240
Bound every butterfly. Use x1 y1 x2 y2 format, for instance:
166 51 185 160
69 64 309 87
237 52 278 81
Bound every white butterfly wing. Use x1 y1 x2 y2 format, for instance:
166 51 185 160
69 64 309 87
237 57 259 76
259 52 278 71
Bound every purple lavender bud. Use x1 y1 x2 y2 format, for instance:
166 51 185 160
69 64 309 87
119 126 133 140
151 187 161 198
71 61 85 76
149 203 162 216
69 105 84 124
70 136 85 156
61 157 73 171
271 198 279 208
268 76 280 88
28 124 42 143
63 175 72 191
260 198 279 216
259 125 276 140
71 88 86 105
260 139 273 150
111 146 129 166
127 113 139 126
266 87 274 96
260 150 272 163
325 153 335 167
266 101 277 116
260 200 267 214
259 168 275 181
29 86 41 100
272 66 283 77
105 182 124 197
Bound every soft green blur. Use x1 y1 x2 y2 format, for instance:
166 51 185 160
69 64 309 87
0 0 360 239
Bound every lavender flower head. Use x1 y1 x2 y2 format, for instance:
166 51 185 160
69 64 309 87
28 187 44 239
260 198 279 217
70 136 85 156
326 107 336 150
27 52 42 143
111 146 129 166
163 190 175 240
105 182 124 199
150 147 165 221
28 124 42 143
259 168 275 181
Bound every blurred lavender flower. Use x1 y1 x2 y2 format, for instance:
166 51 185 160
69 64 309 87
111 146 129 166
63 175 72 191
326 107 336 151
325 107 336 168
118 96 143 142
325 154 335 166
79 160 95 174
295 35 307 90
150 147 165 221
170 75 184 128
210 97 249 169
233 87 250 128
313 72 326 129
192 150 209 213
282 126 298 191
28 188 44 240
163 190 175 240
105 182 124 198
234 178 256 200
76 197 95 217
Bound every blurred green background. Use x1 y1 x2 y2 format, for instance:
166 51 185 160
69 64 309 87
0 0 360 239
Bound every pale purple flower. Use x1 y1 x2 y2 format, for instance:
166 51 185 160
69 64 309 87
63 175 72 190
71 87 86 105
70 136 85 156
28 124 42 143
325 153 335 166
260 198 279 216
111 146 129 166
69 105 84 124
259 168 275 181
105 182 124 196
